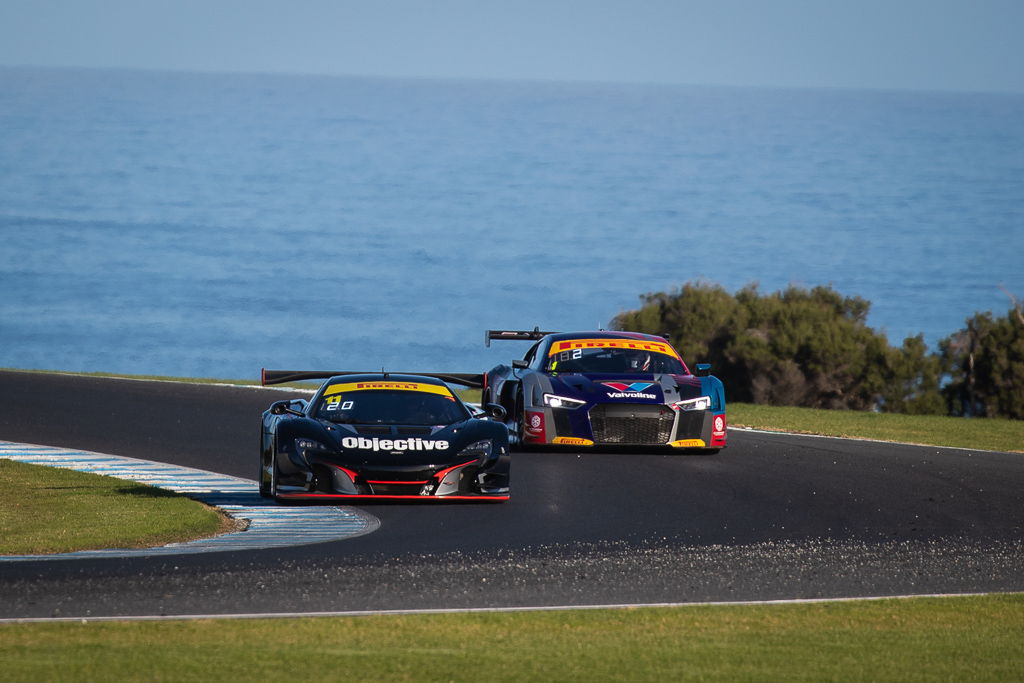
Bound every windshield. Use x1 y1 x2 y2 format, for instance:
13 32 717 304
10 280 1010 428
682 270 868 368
545 341 686 374
314 382 470 425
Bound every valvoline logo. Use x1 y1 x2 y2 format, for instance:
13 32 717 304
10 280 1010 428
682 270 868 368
601 382 654 393
601 381 657 399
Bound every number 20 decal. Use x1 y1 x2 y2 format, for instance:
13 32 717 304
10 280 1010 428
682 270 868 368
326 398 355 411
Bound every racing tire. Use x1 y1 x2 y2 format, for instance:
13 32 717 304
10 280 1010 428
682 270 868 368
259 439 279 500
258 466 270 497
269 456 279 500
513 389 530 450
258 436 272 498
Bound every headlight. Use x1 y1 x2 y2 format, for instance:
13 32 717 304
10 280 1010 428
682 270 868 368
457 439 493 459
675 396 711 411
290 439 326 467
543 393 586 409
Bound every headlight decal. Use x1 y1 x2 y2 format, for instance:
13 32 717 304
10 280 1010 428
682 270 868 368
457 439 493 458
542 393 586 409
674 395 712 411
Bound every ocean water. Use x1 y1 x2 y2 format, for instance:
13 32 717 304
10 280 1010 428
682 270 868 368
1 67 1022 379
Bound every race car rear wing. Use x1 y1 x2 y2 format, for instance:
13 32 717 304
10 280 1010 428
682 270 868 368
485 327 557 347
261 369 485 389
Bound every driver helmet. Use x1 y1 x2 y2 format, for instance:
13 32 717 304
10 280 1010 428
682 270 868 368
628 351 652 372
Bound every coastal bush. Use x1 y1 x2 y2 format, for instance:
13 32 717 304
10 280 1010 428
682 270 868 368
940 306 1024 419
611 281 954 415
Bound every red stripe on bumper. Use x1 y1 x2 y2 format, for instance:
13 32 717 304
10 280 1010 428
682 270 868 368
275 492 508 502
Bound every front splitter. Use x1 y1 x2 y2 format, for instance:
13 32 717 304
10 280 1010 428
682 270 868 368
276 492 509 502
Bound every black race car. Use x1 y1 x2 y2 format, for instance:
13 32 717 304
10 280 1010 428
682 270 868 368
259 370 510 501
482 329 727 452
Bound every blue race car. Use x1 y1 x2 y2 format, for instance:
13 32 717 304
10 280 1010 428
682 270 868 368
482 329 726 452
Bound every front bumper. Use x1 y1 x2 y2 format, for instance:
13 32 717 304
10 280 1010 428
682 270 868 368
523 403 727 449
274 492 509 502
275 448 511 500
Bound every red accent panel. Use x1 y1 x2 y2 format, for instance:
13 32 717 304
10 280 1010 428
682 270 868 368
329 464 359 482
434 459 479 482
523 410 546 443
711 413 727 447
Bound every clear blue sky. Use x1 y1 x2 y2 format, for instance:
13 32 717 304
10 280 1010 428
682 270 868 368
2 0 1022 93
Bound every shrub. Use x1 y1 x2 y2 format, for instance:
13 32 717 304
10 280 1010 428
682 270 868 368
612 282 946 413
940 306 1024 419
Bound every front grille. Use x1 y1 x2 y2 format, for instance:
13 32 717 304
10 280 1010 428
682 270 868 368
589 403 674 445
367 482 424 496
674 410 705 439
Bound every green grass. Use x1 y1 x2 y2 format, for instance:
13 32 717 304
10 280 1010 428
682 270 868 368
2 595 1022 681
730 402 1024 453
0 460 232 555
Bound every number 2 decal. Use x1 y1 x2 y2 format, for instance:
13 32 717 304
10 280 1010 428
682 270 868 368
326 397 354 412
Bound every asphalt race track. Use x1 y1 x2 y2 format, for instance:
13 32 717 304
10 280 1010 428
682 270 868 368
1 370 1022 619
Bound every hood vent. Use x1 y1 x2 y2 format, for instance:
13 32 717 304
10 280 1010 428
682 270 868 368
355 425 393 435
353 425 436 436
396 426 434 436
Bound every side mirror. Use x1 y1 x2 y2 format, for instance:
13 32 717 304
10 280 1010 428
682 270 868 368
512 359 529 369
695 363 712 376
482 403 507 421
270 400 304 417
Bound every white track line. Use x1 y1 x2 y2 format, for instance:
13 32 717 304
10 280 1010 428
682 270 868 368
731 426 1019 454
0 441 379 561
0 592 1005 624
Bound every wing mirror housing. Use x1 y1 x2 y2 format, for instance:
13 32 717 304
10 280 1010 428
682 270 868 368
270 400 305 417
694 363 712 377
512 359 529 370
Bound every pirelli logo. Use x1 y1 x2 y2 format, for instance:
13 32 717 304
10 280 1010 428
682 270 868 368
355 382 419 390
552 437 594 446
669 439 706 448
548 338 680 359
324 382 453 398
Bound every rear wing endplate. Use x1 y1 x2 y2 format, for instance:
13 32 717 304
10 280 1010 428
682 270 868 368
485 327 556 347
262 369 484 389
